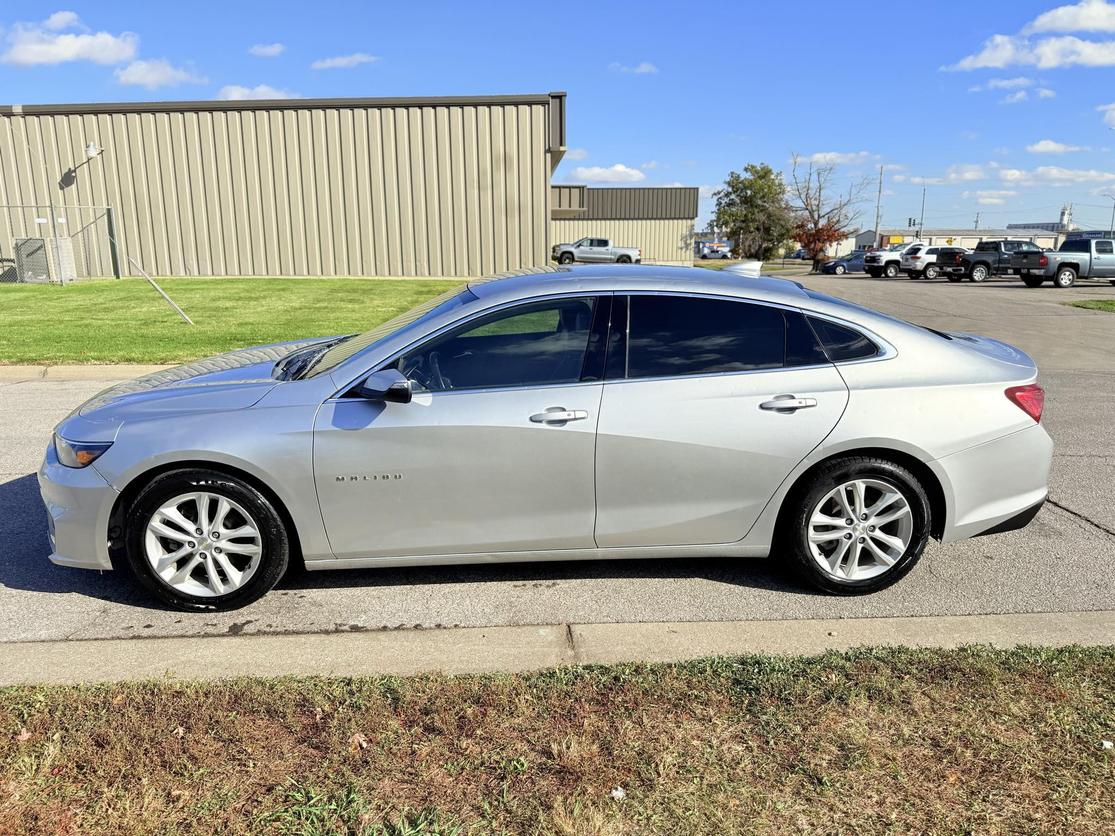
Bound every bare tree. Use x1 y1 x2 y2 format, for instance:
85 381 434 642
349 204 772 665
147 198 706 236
788 154 872 272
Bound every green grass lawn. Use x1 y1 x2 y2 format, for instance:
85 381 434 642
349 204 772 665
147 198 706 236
1070 300 1115 313
0 278 459 365
1 647 1111 834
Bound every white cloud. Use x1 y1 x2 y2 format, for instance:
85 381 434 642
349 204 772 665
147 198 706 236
947 163 987 181
640 160 659 169
1002 90 1029 103
1098 102 1115 126
249 42 284 57
564 147 588 161
608 61 658 74
0 12 137 65
969 75 1035 91
1038 87 1057 97
963 189 1019 205
950 33 1115 70
114 58 204 89
808 150 876 165
1026 0 1115 33
43 11 81 31
570 163 646 184
698 184 716 198
310 52 378 70
1026 139 1085 152
895 174 945 185
999 164 1115 184
217 83 298 100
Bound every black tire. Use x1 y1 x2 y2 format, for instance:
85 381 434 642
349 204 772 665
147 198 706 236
779 456 932 595
866 269 882 278
1053 266 1077 288
924 265 940 280
884 262 899 278
1022 275 1045 288
700 254 708 259
124 468 290 611
835 265 845 275
947 274 963 283
558 252 574 265
969 264 989 282
617 255 632 264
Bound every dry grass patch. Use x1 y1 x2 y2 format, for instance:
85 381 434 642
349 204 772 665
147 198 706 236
0 646 1112 834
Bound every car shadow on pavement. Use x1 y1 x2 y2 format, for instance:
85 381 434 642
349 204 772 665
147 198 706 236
0 473 157 608
0 472 818 610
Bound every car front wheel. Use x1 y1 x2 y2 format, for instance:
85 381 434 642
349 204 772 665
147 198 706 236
125 468 290 611
559 253 574 264
884 263 899 278
780 456 931 595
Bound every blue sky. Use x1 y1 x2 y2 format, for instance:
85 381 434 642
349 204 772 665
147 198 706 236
4 1 1115 230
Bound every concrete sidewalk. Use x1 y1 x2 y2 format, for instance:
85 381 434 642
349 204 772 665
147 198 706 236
0 365 171 382
3 611 1111 685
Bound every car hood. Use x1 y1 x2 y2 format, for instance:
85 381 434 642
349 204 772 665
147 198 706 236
60 338 333 440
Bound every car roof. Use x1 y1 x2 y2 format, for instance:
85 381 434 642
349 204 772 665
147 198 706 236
467 264 812 306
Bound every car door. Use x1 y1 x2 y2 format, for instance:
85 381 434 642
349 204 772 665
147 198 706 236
1094 240 1115 278
594 294 850 548
580 238 605 262
313 294 609 559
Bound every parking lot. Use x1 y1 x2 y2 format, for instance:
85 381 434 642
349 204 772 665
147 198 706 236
1 274 1114 644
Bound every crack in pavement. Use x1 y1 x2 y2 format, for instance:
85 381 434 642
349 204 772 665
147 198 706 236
1047 498 1115 539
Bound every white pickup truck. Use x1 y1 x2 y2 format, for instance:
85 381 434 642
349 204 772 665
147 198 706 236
864 241 924 278
552 237 641 264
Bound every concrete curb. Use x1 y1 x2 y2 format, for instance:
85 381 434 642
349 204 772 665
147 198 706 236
0 364 172 382
2 611 1111 685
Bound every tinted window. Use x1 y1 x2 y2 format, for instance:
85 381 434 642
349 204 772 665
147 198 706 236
624 296 790 379
1097 240 1114 254
807 317 879 362
907 246 923 255
1060 239 1091 253
975 241 997 252
592 239 608 247
397 297 600 392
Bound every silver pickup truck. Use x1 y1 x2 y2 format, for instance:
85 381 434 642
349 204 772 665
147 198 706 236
552 237 641 264
1012 235 1115 288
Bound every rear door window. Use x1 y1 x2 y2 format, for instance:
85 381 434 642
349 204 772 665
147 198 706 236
1096 240 1114 254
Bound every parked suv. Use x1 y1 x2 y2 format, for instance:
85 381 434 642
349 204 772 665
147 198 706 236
865 242 923 278
901 245 967 280
957 240 1043 282
1012 235 1115 288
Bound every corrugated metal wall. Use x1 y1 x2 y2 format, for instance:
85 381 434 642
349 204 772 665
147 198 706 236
0 96 559 277
551 218 695 265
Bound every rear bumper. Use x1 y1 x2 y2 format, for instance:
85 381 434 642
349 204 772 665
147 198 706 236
932 423 1053 543
37 443 118 571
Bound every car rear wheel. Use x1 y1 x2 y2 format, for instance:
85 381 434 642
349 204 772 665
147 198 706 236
1022 275 1045 288
1053 267 1076 288
884 263 899 278
617 255 632 264
780 456 931 595
969 264 989 282
125 468 290 611
924 265 940 280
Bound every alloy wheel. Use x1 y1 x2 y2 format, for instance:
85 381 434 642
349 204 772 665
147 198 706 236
144 491 263 597
806 479 913 581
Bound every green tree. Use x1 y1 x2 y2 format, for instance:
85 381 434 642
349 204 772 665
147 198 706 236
712 164 795 260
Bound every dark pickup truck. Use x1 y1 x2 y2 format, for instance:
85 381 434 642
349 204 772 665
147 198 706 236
1011 235 1115 288
956 239 1045 282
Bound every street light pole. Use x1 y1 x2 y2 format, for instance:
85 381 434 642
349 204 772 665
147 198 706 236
917 186 927 239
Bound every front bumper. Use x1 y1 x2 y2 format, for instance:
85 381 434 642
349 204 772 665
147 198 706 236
931 422 1053 543
37 442 119 571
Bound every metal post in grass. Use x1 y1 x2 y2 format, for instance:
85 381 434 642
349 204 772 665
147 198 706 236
124 254 195 326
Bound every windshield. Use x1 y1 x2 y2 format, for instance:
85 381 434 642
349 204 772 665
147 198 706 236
297 284 477 379
887 243 907 251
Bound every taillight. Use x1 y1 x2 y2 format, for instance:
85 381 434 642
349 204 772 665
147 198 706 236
1039 254 1048 267
1006 384 1044 422
910 255 921 260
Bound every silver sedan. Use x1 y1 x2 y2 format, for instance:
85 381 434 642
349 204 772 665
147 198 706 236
39 267 1053 610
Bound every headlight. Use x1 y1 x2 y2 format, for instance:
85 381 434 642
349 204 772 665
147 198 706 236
54 434 112 469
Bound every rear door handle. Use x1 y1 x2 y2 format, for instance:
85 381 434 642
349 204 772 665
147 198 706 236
530 407 589 425
759 395 818 413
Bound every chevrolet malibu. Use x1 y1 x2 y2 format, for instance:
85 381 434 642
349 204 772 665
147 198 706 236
40 267 1053 611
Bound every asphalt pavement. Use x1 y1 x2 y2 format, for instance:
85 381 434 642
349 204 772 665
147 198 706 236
1 274 1113 645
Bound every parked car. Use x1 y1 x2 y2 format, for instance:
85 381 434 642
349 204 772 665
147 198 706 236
956 240 1044 283
1011 235 1115 288
40 266 1051 610
700 243 732 260
552 237 641 264
788 248 809 259
904 246 970 280
865 242 923 278
820 251 866 275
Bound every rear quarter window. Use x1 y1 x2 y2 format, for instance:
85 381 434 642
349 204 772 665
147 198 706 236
807 317 879 362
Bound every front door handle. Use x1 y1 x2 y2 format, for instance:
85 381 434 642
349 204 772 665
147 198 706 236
759 395 818 413
530 407 589 425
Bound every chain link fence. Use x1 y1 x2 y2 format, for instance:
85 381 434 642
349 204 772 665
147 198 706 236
0 204 119 284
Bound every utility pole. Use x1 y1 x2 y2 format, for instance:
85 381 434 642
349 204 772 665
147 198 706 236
872 164 883 248
974 211 980 231
1105 193 1115 235
917 186 927 239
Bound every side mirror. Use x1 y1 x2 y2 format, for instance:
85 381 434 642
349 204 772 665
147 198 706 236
355 368 413 404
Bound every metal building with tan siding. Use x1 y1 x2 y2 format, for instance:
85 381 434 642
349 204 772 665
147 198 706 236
0 92 567 279
550 185 697 266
